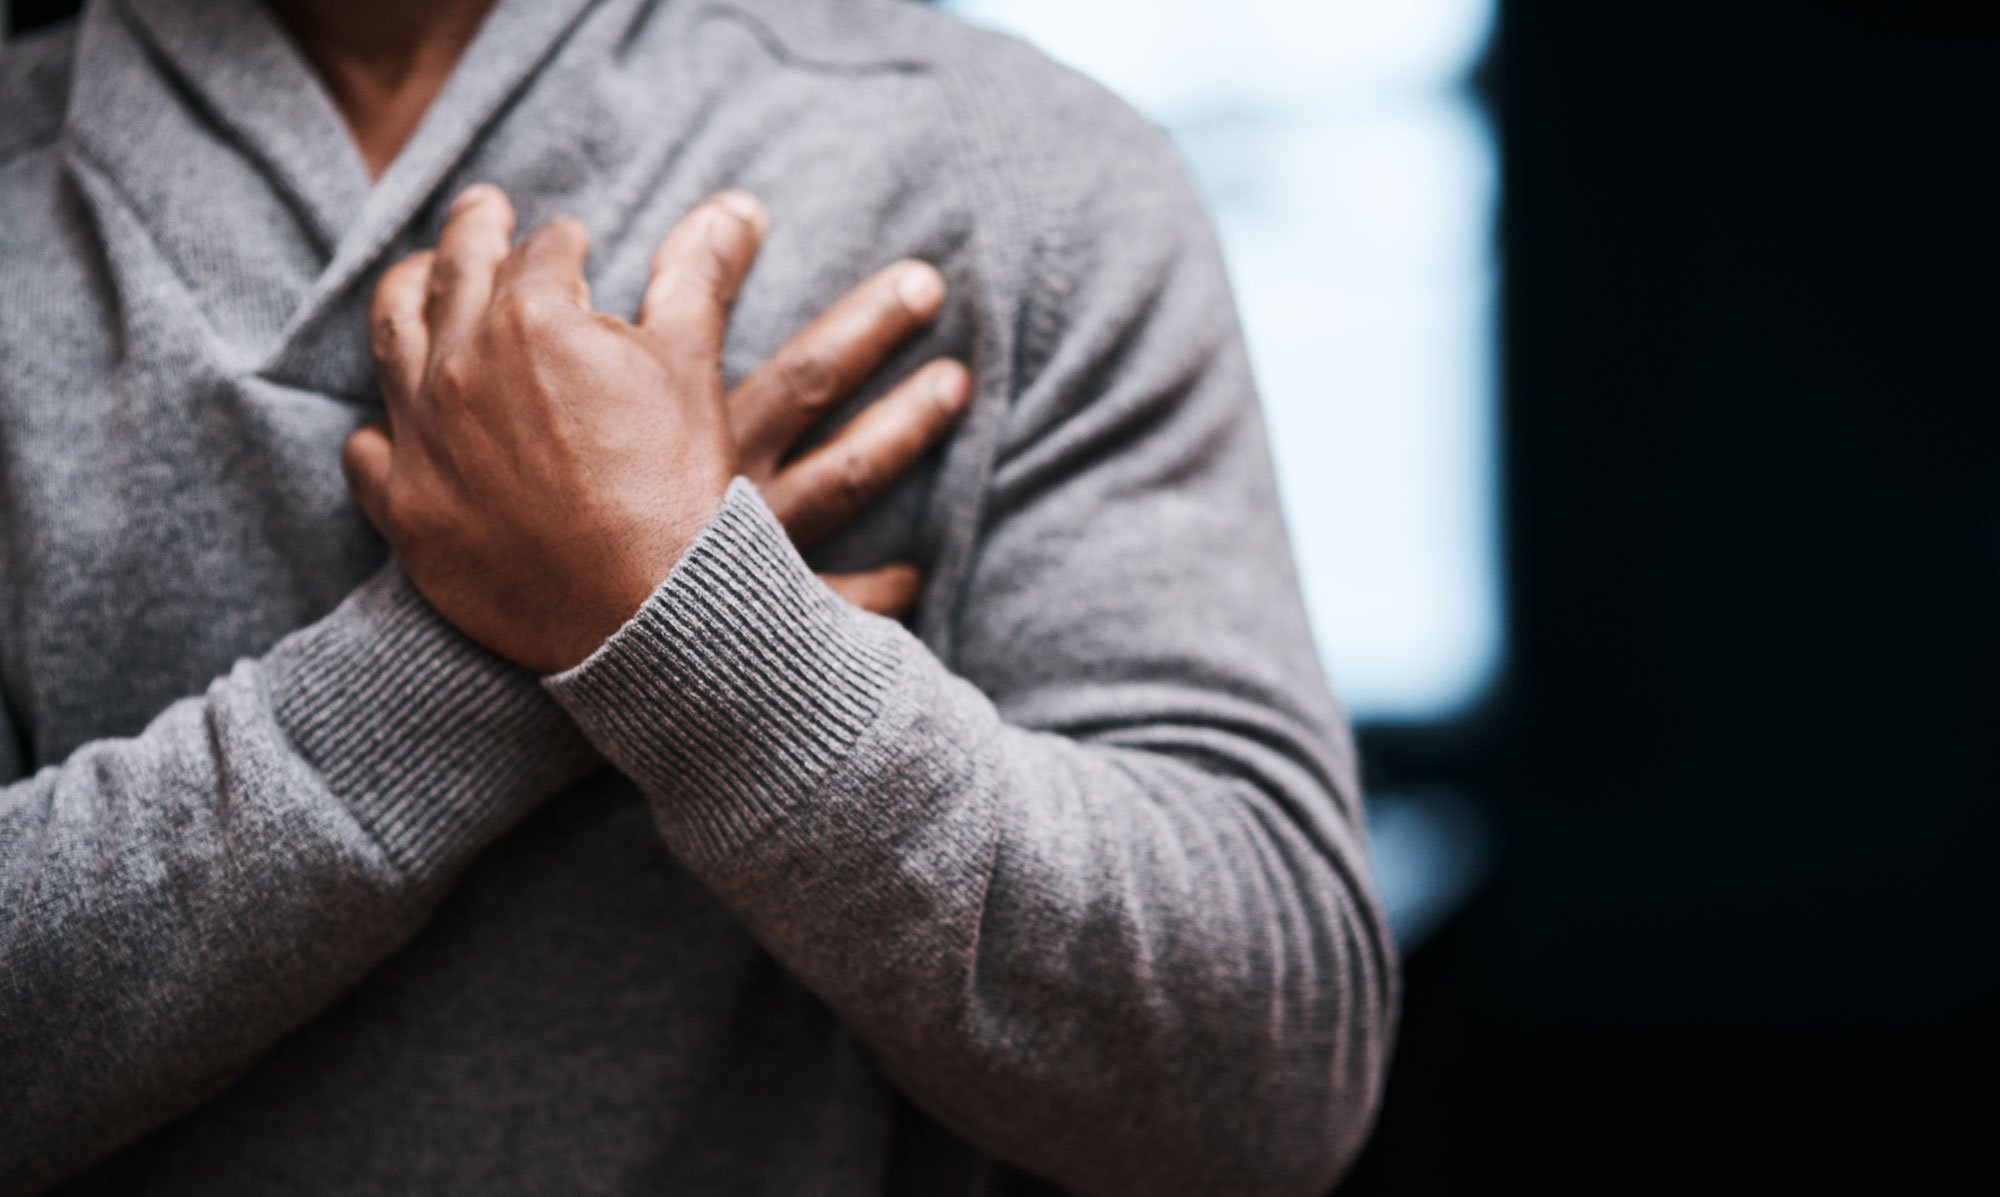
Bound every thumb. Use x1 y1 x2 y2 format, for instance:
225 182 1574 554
341 424 395 532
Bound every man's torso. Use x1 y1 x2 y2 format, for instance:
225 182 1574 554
0 1 1048 1190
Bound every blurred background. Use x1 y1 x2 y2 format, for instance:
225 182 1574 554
7 0 1995 1191
943 4 1997 1187
956 3 1998 1190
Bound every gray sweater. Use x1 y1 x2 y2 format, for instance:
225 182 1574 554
0 1 1396 1193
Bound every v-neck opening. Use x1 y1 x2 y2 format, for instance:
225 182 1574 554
285 0 600 349
96 0 604 369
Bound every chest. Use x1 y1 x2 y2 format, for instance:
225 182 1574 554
0 120 977 766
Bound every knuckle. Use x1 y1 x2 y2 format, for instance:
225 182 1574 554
774 349 839 412
431 352 479 402
423 266 459 319
493 290 556 337
427 250 462 293
368 313 402 361
831 450 875 509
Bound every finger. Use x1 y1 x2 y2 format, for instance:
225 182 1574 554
761 358 971 549
370 250 435 422
820 564 924 620
636 190 768 361
425 184 516 351
730 259 948 475
341 424 394 533
494 216 592 309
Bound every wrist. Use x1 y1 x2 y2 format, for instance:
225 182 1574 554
545 480 731 673
544 478 907 864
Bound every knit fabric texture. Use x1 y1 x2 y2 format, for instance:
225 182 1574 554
0 1 1397 1193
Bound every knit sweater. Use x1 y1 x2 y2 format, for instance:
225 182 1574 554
0 1 1395 1193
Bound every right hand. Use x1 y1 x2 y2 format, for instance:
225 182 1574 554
353 187 969 654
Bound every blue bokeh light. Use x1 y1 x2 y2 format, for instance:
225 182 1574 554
949 0 1502 725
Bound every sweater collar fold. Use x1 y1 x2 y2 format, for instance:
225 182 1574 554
66 0 603 375
109 0 370 254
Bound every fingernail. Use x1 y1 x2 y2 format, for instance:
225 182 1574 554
932 361 971 410
896 262 946 315
713 190 769 235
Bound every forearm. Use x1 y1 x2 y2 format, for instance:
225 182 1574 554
0 568 594 1192
548 484 1394 1196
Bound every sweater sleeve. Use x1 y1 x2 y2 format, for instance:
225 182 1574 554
0 567 597 1194
543 113 1398 1197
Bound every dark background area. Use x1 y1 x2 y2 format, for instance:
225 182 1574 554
1351 3 1996 1193
8 1 1995 1192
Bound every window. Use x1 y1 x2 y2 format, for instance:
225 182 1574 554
948 0 1502 726
948 0 1502 944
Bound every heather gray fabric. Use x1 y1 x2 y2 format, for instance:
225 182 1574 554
0 0 1396 1193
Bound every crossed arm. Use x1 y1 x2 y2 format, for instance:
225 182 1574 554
3 160 1395 1197
0 195 968 1191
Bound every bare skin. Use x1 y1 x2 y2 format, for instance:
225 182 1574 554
269 0 497 179
272 1 969 632
346 187 970 671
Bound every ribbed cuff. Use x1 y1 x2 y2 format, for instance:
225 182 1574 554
544 479 906 868
266 566 598 877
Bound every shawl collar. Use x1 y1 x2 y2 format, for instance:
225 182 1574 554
64 0 601 383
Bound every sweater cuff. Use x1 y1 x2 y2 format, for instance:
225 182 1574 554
543 479 906 868
266 566 598 877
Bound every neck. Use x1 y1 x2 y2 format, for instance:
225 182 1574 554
269 0 497 180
